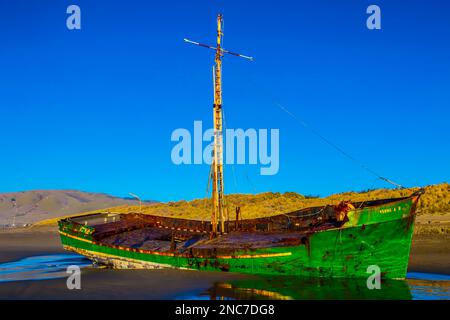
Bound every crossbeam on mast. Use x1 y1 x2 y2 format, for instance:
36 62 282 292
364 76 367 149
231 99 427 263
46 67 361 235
185 14 252 237
183 38 254 61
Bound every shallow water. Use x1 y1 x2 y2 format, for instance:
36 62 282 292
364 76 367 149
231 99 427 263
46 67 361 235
0 254 448 300
0 254 92 283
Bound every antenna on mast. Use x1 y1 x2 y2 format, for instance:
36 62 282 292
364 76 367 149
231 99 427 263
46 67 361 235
184 14 253 237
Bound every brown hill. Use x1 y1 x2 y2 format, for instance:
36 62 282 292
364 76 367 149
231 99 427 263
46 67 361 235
0 190 154 226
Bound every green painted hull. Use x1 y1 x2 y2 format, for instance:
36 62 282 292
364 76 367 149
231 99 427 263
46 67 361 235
59 196 418 279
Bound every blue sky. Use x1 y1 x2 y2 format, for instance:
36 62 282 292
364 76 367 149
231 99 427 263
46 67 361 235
0 0 449 201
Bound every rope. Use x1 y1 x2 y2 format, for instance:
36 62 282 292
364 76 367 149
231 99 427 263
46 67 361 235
245 171 258 194
284 206 327 219
242 72 404 189
222 109 238 193
274 102 404 189
204 154 213 213
225 107 257 194
357 177 381 209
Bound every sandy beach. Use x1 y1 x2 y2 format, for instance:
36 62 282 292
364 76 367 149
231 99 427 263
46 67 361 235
408 234 449 275
0 227 63 263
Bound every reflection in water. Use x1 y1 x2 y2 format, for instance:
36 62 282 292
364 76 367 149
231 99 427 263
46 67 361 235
407 272 450 281
408 280 450 300
407 272 450 300
0 254 92 283
201 275 450 300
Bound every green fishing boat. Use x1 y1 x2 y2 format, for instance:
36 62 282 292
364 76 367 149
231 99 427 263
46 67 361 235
58 14 423 279
58 190 423 279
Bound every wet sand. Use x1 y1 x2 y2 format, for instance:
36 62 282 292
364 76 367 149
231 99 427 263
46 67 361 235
0 227 64 263
409 234 450 275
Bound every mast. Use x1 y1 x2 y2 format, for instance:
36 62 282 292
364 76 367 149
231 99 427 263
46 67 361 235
184 14 253 237
212 14 225 236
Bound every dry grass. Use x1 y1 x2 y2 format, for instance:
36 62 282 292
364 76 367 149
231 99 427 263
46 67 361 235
36 183 449 227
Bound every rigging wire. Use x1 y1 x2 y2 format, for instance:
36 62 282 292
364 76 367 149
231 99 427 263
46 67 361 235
274 101 404 189
224 107 258 195
245 171 258 194
357 177 382 209
206 163 213 196
222 109 239 194
244 75 404 189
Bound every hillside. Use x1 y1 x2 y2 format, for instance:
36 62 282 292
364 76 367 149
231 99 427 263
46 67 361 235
0 190 154 226
76 183 447 236
98 183 449 220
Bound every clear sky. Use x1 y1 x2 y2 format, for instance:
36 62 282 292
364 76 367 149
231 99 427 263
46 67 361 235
0 0 449 202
